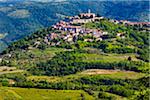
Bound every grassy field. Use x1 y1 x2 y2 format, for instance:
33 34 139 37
80 69 145 79
27 69 145 83
26 69 145 100
22 47 66 62
0 66 24 75
25 47 141 63
82 53 140 63
30 47 65 57
93 91 127 100
0 70 24 75
69 47 140 63
11 47 67 69
0 87 94 100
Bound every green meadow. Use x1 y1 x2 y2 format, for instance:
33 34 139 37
0 87 94 100
27 69 145 83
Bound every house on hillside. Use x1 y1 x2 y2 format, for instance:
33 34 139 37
49 33 58 40
117 32 125 38
34 41 41 47
71 19 95 24
9 79 15 85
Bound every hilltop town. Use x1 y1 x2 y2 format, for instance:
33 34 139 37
43 10 106 45
0 10 149 57
41 10 149 47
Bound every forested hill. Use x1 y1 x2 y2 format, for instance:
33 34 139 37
0 0 149 52
0 13 149 99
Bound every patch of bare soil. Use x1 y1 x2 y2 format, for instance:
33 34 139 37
81 69 132 75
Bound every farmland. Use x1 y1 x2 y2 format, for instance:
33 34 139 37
0 66 24 75
0 87 94 100
27 69 145 83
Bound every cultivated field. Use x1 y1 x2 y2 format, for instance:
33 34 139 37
27 69 145 83
0 66 24 75
0 87 94 100
80 69 145 79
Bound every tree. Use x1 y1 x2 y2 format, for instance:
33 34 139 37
38 44 46 50
128 56 132 61
81 93 85 100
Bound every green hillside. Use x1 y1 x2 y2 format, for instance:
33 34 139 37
0 0 149 52
0 13 149 99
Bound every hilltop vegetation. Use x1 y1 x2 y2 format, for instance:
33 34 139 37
0 0 149 52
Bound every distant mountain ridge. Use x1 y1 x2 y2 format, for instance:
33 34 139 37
0 0 66 2
0 0 149 52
